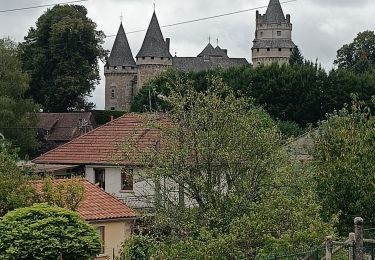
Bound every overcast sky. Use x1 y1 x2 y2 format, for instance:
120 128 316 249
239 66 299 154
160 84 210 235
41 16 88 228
1 0 375 109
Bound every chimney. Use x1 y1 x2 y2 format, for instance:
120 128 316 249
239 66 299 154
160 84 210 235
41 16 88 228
286 14 291 24
166 38 170 52
256 10 259 23
222 49 228 55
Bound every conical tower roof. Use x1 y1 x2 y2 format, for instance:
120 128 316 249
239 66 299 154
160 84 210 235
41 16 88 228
136 12 172 58
198 43 219 57
107 23 136 67
264 0 286 24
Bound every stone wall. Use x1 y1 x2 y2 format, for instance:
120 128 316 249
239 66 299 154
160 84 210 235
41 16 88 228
104 67 137 111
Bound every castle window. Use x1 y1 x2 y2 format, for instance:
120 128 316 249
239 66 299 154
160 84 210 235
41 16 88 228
260 31 263 37
110 107 115 111
111 89 116 99
114 66 117 70
151 57 155 60
142 57 145 60
122 66 126 69
279 48 282 52
290 48 293 52
267 48 270 52
257 48 259 52
277 31 281 36
161 57 164 60
106 66 109 70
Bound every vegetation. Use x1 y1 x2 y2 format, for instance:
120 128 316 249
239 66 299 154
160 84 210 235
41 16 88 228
314 97 375 235
120 77 335 259
20 4 107 112
0 204 101 260
0 38 39 156
334 30 375 72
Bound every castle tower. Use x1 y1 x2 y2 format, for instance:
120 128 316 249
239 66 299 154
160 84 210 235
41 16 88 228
105 22 137 111
252 0 296 67
136 12 172 91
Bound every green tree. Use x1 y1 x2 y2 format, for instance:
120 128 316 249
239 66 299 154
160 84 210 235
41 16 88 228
0 140 36 216
334 30 375 72
20 5 107 112
0 38 39 156
314 97 375 234
121 77 335 259
0 204 101 260
289 46 304 66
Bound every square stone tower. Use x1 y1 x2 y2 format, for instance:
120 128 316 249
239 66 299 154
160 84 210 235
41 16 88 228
104 23 137 111
252 0 296 67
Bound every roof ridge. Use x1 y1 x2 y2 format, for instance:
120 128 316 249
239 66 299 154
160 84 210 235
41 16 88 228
32 114 130 164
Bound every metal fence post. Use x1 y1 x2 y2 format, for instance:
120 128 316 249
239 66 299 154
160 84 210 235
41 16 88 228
354 217 364 260
326 236 333 260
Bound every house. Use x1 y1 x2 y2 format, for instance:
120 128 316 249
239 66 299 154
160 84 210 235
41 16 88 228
33 179 137 260
35 112 96 155
33 113 169 210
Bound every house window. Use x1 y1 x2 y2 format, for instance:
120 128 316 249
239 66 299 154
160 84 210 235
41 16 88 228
111 89 116 99
277 31 281 36
94 168 105 189
267 48 270 52
121 168 134 191
96 226 105 255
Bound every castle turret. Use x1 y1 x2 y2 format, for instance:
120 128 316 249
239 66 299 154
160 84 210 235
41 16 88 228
252 0 296 67
105 22 137 111
136 12 172 91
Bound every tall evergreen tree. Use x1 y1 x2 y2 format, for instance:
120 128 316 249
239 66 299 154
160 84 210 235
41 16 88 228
20 5 107 112
289 46 304 65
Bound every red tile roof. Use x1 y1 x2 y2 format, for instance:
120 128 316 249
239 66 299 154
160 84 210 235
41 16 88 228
36 112 96 141
33 179 137 221
33 113 168 166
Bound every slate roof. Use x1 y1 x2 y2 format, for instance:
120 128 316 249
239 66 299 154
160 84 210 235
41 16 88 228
107 23 136 67
252 39 296 49
33 113 169 166
173 57 248 72
37 113 95 142
136 12 172 58
197 43 220 57
215 46 229 58
33 179 137 221
264 0 286 24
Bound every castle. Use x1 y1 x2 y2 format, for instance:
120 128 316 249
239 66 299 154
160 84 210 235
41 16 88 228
105 0 294 111
252 0 296 67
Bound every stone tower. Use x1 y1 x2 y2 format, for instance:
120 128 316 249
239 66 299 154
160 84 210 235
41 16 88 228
104 22 137 111
135 12 172 91
252 0 295 67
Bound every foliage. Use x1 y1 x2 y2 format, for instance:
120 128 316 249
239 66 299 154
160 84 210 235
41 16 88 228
123 76 335 259
276 120 305 139
334 31 375 72
0 38 39 156
0 141 36 216
92 109 125 125
117 235 158 260
38 177 85 211
313 97 375 235
289 46 304 66
0 204 101 260
20 4 107 112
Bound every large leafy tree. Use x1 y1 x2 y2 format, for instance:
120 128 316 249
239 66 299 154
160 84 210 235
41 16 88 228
314 98 375 234
0 38 39 156
21 4 107 112
121 77 335 259
334 30 375 72
0 204 101 260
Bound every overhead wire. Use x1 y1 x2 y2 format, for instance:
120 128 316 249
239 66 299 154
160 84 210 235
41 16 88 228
0 0 88 13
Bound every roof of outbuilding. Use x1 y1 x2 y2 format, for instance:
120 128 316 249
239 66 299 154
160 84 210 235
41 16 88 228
136 12 172 58
33 113 168 166
252 39 296 49
33 179 137 221
107 23 136 67
264 0 287 24
36 112 95 142
173 56 248 72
